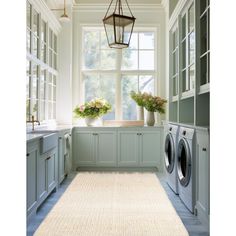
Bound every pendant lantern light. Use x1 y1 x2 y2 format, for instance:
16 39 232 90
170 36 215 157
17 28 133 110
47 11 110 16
103 0 136 49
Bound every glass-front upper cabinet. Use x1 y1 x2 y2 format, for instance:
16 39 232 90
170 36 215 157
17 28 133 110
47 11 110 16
170 23 179 101
199 0 210 92
180 1 195 98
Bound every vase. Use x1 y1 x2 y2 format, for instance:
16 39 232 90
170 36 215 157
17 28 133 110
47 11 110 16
84 117 102 127
146 111 155 126
137 105 144 120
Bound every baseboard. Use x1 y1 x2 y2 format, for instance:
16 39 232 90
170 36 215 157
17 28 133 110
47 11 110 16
195 201 210 231
76 166 158 172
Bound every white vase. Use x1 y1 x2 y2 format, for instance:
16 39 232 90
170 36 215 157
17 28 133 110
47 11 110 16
84 117 102 127
137 105 144 120
146 111 155 126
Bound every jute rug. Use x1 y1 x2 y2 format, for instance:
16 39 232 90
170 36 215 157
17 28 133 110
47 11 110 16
34 172 188 236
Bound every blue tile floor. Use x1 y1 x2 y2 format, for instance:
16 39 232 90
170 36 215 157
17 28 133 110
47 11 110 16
27 171 209 236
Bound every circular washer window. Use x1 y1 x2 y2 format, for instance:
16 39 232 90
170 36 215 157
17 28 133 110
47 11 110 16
177 138 191 187
164 133 175 173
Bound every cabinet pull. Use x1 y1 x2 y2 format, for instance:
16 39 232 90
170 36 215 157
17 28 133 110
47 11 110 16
26 153 29 157
202 148 207 152
59 137 62 139
46 156 51 160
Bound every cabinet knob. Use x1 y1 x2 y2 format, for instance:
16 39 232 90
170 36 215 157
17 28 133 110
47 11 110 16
202 148 207 151
46 156 51 160
183 130 186 135
169 127 172 131
26 153 29 157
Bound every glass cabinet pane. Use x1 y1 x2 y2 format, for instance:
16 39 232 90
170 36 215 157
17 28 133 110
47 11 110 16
188 4 194 32
189 31 195 65
182 39 186 69
200 14 207 55
181 14 186 40
182 69 187 92
200 0 207 15
173 77 178 96
207 11 210 51
189 64 195 90
200 55 207 85
54 34 57 52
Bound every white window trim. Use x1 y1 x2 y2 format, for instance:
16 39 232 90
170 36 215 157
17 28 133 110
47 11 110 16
79 26 159 120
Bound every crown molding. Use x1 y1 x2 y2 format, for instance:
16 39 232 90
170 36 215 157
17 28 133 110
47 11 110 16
28 0 61 34
161 0 169 12
72 4 164 13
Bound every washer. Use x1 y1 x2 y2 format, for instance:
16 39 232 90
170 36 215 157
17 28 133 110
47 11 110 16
177 126 196 213
164 123 179 194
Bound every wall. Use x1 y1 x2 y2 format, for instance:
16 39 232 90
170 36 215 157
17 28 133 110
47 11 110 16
56 6 73 124
72 3 167 124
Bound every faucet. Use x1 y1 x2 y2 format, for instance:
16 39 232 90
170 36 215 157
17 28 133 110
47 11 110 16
27 115 40 131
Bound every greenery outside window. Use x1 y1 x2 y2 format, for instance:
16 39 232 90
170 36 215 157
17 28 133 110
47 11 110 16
81 27 157 120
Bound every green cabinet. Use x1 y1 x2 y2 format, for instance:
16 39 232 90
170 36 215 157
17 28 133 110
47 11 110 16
195 128 209 228
118 131 139 166
73 129 116 167
46 148 57 193
118 129 162 168
27 141 38 217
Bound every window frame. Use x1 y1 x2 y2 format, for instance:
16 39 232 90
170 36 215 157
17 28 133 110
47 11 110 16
79 26 158 120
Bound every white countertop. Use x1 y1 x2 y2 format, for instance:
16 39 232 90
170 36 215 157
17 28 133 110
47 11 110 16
27 133 46 142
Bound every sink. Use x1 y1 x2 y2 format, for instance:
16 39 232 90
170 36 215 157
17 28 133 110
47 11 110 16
40 133 58 154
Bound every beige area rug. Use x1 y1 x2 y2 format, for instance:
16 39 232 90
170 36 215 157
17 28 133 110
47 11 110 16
34 172 189 236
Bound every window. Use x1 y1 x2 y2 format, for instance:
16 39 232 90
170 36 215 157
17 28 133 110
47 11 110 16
26 1 58 122
81 28 157 120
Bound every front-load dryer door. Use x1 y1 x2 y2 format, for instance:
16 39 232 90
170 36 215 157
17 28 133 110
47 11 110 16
177 138 191 186
164 133 175 173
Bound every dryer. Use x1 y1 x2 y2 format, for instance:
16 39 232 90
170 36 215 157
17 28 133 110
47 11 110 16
164 123 179 194
177 126 196 213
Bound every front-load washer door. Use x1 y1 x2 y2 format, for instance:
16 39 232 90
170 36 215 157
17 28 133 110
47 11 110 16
164 133 175 173
177 138 191 187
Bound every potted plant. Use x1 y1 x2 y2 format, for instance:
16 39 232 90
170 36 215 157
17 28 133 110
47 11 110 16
142 93 167 126
73 98 112 126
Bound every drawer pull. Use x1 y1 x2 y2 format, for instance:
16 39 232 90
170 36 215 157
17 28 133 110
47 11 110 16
46 156 51 160
202 148 207 151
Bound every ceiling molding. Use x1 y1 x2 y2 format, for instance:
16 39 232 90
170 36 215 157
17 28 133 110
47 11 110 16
72 3 164 13
161 0 168 12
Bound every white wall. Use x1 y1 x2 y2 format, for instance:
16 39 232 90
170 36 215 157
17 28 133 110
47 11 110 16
72 3 167 124
56 6 73 124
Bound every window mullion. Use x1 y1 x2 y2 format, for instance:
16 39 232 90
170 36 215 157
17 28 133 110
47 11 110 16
116 49 122 120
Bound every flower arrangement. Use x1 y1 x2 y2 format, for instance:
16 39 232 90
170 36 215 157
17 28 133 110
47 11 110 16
73 98 112 118
130 91 167 114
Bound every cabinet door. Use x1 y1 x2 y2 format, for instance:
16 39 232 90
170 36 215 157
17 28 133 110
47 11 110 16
96 132 116 166
37 154 47 205
73 131 95 166
118 131 139 166
47 150 57 193
27 143 38 216
196 130 209 226
58 137 65 183
140 131 161 167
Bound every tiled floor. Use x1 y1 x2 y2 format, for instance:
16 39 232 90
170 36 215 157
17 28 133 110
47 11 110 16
27 171 209 236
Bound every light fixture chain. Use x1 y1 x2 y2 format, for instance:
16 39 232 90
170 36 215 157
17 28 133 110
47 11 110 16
124 0 134 17
104 0 115 18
